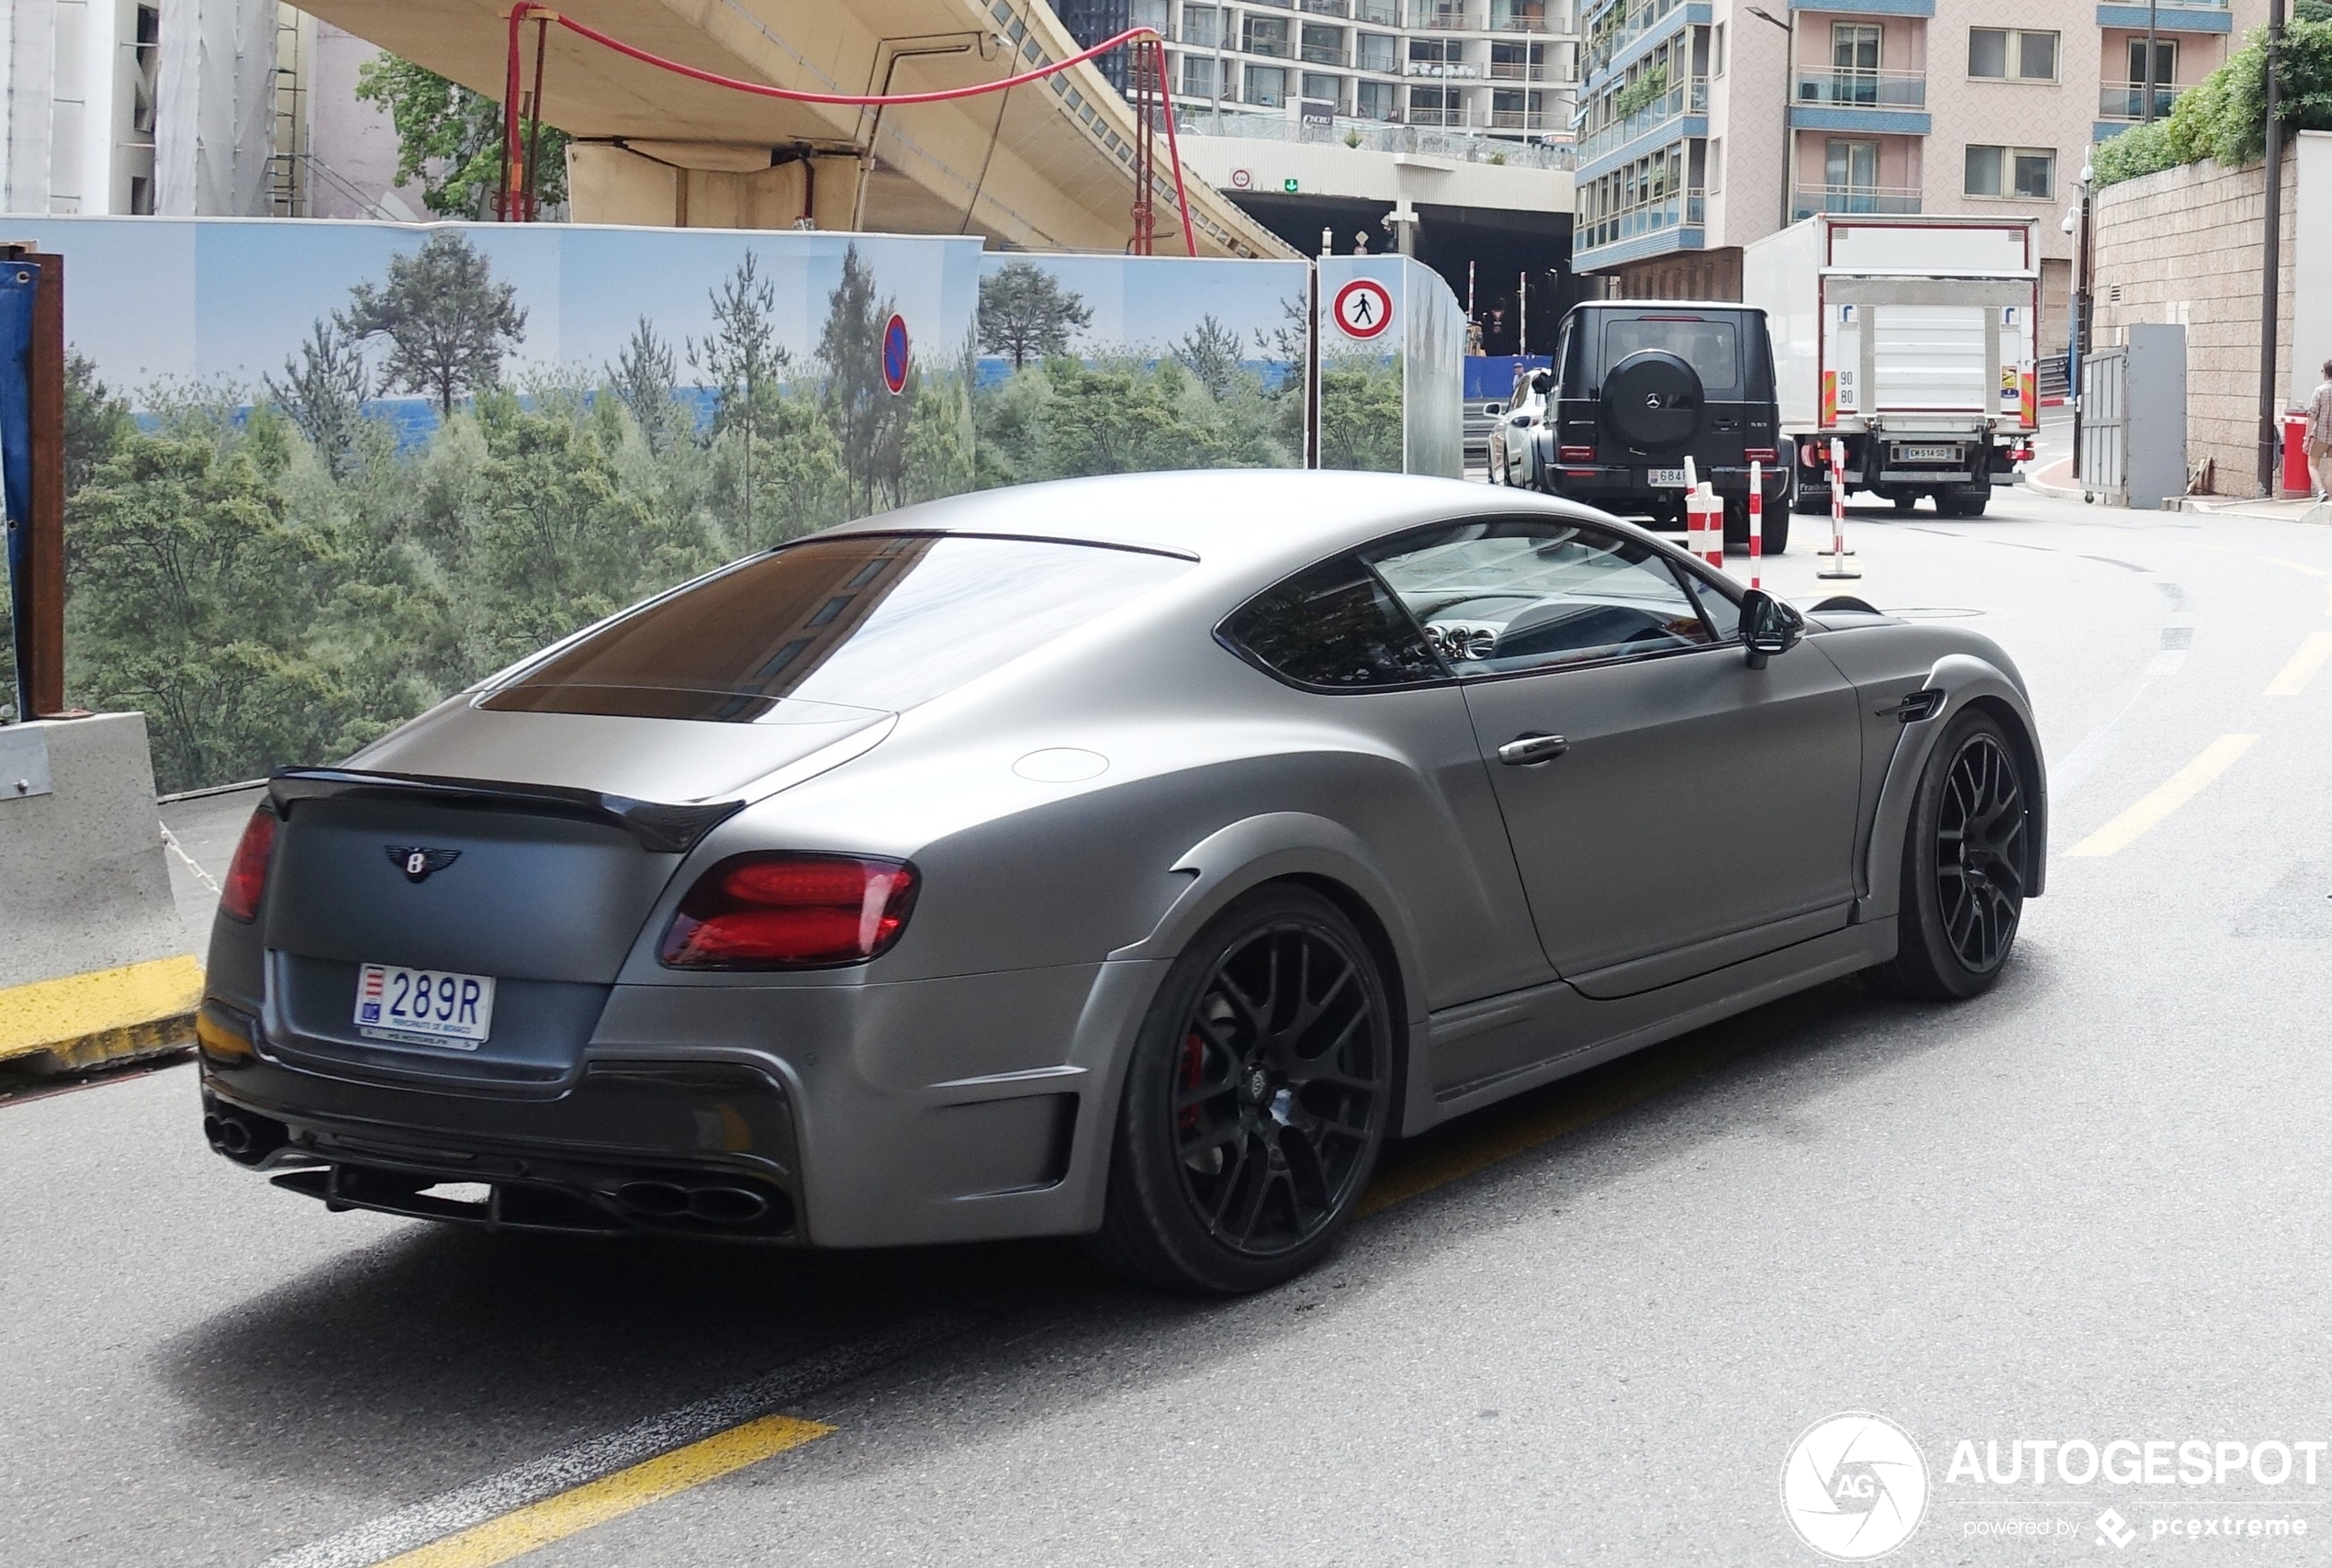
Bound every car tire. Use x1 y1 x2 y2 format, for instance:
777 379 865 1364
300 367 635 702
1758 507 1790 555
1087 885 1396 1294
1866 709 2034 1002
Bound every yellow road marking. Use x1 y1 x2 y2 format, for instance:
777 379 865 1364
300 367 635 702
377 1416 833 1568
2259 555 2329 578
2067 734 2259 857
2265 631 2332 697
0 953 203 1060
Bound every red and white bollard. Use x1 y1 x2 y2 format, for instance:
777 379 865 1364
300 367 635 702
1746 460 1763 591
1819 437 1861 579
1697 483 1722 568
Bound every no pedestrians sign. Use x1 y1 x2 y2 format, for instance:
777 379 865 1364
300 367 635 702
1331 277 1394 341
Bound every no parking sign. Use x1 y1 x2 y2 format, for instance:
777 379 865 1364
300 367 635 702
1330 277 1394 341
881 312 910 395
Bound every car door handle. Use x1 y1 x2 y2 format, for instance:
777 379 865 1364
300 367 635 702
1498 733 1569 766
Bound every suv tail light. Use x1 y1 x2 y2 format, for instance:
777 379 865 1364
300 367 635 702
1744 447 1777 464
219 807 277 924
1557 444 1597 463
660 853 918 969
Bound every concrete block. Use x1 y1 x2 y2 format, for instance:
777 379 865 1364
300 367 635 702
0 713 197 1069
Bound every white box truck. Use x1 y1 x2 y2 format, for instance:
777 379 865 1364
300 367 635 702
1743 215 2040 518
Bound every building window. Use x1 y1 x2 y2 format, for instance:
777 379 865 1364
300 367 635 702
1711 21 1726 77
1302 72 1347 106
1357 32 1397 72
1182 55 1219 99
1833 23 1881 75
1244 16 1290 58
1181 5 1222 47
1246 63 1289 106
1968 28 2058 82
2128 37 2177 84
1826 138 1878 191
1408 84 1458 125
1964 143 2055 198
1131 0 1169 31
1707 135 1723 193
1356 78 1398 118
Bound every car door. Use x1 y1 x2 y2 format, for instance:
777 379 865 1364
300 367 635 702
1364 516 1863 998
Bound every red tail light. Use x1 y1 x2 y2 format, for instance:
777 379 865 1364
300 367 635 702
1744 447 1777 463
660 853 918 969
219 807 277 923
1557 444 1597 463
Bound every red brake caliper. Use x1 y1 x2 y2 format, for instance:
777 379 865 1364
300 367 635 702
1178 1032 1205 1131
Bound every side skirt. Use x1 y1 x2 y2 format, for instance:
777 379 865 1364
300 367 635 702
1407 916 1896 1134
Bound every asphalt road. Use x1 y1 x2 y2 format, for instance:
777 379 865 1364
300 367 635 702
9 480 2332 1566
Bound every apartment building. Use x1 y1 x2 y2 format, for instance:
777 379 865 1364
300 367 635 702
1567 0 2269 323
1134 0 1584 140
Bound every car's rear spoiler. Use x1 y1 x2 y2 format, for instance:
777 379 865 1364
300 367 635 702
267 767 743 855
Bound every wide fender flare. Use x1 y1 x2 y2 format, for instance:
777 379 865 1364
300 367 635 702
1860 654 2049 923
1110 812 1430 1032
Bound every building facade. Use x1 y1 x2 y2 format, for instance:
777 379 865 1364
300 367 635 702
1137 0 1583 140
1567 0 2269 327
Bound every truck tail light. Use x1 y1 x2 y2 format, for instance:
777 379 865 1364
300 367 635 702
219 807 277 924
660 852 918 969
1557 445 1597 463
1799 440 1825 470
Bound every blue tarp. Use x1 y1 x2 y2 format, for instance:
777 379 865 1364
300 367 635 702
1463 353 1550 401
1 258 36 721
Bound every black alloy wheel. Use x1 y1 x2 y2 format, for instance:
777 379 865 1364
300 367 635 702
1090 887 1394 1294
1868 709 2034 1000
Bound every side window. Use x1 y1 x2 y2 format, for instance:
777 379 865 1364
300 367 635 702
1366 519 1716 675
1221 554 1449 690
1682 568 1742 640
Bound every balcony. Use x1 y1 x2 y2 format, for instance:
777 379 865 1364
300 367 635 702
1575 74 1706 166
1489 107 1560 128
1356 0 1400 21
1488 60 1550 79
1299 0 1352 13
1408 2 1474 30
2094 0 2231 34
1406 59 1485 76
1303 43 1353 65
1490 3 1555 32
2097 82 2187 121
1584 0 1686 78
1793 68 1925 110
1575 184 1707 260
1792 184 1923 219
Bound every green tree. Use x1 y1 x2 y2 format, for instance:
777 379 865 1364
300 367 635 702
1173 313 1248 401
818 244 913 515
1318 356 1404 472
977 261 1092 369
607 315 681 454
343 232 527 417
265 319 372 476
65 433 343 790
64 352 133 498
1040 358 1212 476
2095 18 2332 184
690 252 791 543
353 53 567 218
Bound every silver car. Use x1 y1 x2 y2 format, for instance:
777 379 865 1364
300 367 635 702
196 471 2045 1294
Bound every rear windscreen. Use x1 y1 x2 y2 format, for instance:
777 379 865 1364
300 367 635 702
481 534 1192 722
1602 317 1742 396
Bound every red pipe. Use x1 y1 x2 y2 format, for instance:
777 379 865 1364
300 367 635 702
502 5 1198 254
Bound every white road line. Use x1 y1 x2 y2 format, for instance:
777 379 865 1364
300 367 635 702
263 1315 969 1568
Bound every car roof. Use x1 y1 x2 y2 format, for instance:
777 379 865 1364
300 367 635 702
819 469 1609 573
1580 300 1766 316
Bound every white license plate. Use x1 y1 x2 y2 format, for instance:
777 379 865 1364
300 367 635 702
1894 445 1958 463
355 963 496 1048
1647 467 1688 487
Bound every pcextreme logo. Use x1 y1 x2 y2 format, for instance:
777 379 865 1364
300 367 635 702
1782 1412 1931 1561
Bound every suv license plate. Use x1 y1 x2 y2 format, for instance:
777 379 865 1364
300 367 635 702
1894 445 1957 464
1647 467 1688 487
355 963 496 1047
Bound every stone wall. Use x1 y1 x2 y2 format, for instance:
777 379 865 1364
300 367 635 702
2092 145 2300 498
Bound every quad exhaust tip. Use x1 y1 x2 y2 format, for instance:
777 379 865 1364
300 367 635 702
612 1179 773 1226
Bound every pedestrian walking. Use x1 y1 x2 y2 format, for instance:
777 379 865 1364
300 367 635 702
2311 358 2332 502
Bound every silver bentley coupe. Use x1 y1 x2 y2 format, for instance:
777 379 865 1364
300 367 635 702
196 470 2044 1294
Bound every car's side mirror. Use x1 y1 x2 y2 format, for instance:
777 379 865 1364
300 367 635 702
1483 400 1503 417
1739 588 1804 670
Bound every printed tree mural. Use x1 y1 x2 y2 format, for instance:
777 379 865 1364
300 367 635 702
977 261 1093 369
342 230 527 416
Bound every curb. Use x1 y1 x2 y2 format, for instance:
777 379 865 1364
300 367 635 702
0 954 204 1073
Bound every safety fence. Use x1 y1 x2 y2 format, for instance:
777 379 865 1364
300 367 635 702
0 217 1463 792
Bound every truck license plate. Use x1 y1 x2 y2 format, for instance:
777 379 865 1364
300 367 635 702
355 963 496 1047
1894 445 1957 464
1647 467 1688 487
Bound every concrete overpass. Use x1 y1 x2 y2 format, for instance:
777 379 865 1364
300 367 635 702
297 0 1293 259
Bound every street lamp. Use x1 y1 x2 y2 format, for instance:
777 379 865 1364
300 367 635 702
1746 6 1794 232
2068 158 2094 479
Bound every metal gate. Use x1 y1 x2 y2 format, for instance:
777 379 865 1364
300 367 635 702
2079 344 2127 504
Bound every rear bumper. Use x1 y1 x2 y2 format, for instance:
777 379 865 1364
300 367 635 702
196 957 1165 1249
1541 462 1788 513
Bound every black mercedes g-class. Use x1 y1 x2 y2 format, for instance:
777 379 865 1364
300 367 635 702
1525 302 1791 553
